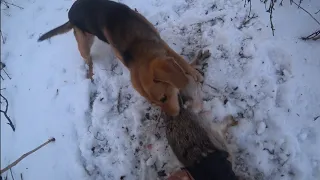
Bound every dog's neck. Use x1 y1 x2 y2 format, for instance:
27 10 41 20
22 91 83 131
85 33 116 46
126 39 166 68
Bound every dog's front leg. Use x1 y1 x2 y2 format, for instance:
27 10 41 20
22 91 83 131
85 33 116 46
73 27 94 80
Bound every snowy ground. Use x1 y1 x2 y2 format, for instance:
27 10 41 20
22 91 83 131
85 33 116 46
1 0 320 179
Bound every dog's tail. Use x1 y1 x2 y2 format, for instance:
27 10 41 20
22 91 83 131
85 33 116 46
38 21 73 42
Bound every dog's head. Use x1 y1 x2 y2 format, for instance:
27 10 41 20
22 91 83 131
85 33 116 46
148 57 188 116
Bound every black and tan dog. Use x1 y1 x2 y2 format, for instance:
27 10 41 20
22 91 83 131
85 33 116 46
38 0 203 116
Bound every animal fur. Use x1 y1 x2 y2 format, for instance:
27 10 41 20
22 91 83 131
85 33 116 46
163 50 238 180
38 0 202 116
163 108 238 180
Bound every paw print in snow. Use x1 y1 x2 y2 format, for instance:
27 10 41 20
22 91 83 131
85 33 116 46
267 48 292 84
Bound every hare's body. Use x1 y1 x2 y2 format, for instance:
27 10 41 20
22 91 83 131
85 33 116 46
164 49 237 179
163 108 237 180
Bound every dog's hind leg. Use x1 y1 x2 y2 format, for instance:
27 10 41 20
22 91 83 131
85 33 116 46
73 27 94 80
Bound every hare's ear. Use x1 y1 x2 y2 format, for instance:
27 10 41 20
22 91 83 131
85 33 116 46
151 57 188 89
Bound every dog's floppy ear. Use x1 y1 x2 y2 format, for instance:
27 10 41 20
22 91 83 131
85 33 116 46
151 57 188 89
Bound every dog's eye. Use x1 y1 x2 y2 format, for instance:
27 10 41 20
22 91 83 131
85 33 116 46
160 95 167 103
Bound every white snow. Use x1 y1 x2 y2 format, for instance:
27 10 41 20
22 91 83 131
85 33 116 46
256 122 267 135
1 0 320 180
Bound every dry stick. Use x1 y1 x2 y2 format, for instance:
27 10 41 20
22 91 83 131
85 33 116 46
0 138 56 174
0 30 6 44
0 62 5 69
2 69 11 80
117 87 122 114
238 13 258 30
316 9 320 14
280 0 284 6
1 0 9 8
267 0 275 36
9 169 14 180
0 94 15 131
291 0 320 26
20 173 23 180
248 0 252 17
301 30 320 40
1 0 23 9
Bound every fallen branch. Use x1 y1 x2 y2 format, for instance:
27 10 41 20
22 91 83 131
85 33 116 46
0 138 56 174
301 29 320 40
0 94 15 131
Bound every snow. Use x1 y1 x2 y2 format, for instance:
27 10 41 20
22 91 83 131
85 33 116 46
256 122 267 135
1 0 320 180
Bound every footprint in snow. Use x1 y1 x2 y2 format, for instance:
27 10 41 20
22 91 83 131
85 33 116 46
267 48 292 84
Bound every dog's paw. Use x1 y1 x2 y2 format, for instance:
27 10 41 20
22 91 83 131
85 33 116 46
197 49 211 62
224 115 238 128
201 49 211 60
188 67 204 82
191 50 211 79
192 49 211 66
86 67 94 82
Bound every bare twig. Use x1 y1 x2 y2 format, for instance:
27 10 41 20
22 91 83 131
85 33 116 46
291 0 320 26
280 0 284 6
301 30 320 40
1 0 9 8
9 169 14 180
244 0 252 17
1 0 24 9
315 9 320 14
0 62 5 70
117 87 122 114
20 173 23 180
238 13 258 29
248 0 252 17
0 30 6 44
2 69 11 80
0 94 15 131
267 0 276 36
0 138 56 174
0 62 11 79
